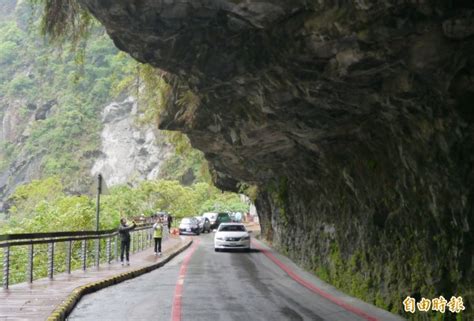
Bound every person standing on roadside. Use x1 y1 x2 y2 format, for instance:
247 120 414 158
167 214 173 230
118 218 136 265
153 218 163 256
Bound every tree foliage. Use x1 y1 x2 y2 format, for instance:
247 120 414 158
5 177 95 233
2 178 249 234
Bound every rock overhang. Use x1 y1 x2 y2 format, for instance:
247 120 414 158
75 0 474 210
75 0 474 316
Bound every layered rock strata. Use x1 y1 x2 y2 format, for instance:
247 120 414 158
78 0 474 318
91 97 172 186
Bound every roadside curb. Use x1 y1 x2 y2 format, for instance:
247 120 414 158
46 238 193 321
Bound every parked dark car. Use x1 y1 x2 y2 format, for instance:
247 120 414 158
179 217 200 235
195 216 211 233
211 212 231 229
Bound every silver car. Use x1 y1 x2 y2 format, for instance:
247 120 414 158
179 217 200 235
194 216 211 233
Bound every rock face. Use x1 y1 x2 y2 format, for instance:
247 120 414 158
0 98 52 209
91 97 172 186
78 0 473 317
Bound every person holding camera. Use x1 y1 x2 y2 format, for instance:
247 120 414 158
118 218 136 265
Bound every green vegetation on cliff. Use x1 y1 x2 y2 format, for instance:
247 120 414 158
0 1 136 191
0 0 211 200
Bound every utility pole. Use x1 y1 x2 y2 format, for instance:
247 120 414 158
95 174 102 268
96 174 102 232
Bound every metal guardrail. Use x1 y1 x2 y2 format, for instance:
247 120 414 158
0 224 156 289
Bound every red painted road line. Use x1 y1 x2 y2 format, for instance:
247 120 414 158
252 240 379 321
171 238 200 321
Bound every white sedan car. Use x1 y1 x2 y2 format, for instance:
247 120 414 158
214 223 251 252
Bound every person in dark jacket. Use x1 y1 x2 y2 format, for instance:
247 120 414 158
118 218 136 265
167 214 173 230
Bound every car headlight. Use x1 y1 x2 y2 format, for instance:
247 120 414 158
216 237 224 240
242 236 250 240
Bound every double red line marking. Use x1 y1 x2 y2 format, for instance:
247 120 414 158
171 238 378 321
252 241 379 321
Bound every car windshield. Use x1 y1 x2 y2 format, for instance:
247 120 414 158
219 225 246 232
181 218 192 224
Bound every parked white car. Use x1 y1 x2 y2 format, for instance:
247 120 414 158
214 223 251 252
202 212 218 227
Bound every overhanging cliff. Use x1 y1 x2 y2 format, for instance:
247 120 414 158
76 0 473 318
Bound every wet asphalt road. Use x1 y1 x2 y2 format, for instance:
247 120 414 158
67 233 386 321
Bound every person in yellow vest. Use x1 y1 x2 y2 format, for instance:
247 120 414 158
153 218 163 256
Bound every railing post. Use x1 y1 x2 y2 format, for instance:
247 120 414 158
137 231 142 252
106 237 111 264
139 230 142 250
134 232 137 253
134 231 137 253
137 231 140 252
66 240 72 274
95 239 100 268
27 244 34 283
136 231 139 252
82 240 87 271
144 230 147 249
146 229 149 248
48 242 55 280
3 246 10 289
115 235 119 262
139 231 143 251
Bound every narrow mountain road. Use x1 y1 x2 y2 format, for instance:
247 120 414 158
68 233 404 321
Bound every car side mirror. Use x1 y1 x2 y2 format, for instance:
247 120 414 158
247 230 252 233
